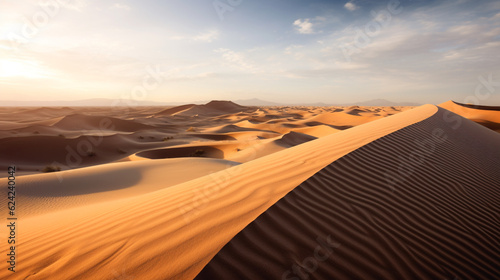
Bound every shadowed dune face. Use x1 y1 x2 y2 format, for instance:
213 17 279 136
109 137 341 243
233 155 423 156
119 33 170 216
275 131 317 147
450 101 500 111
439 100 500 132
52 114 154 131
137 146 225 159
305 121 353 130
195 107 500 280
8 158 241 217
183 133 237 141
169 100 254 117
472 119 500 131
154 104 196 116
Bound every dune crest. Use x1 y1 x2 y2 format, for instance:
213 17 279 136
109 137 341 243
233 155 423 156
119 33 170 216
170 100 251 117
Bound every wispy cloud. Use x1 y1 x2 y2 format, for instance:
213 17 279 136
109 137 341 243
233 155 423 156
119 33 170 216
59 0 88 11
344 1 358 12
111 3 131 11
293 19 315 34
193 30 219 42
172 30 219 43
215 48 256 72
293 17 327 35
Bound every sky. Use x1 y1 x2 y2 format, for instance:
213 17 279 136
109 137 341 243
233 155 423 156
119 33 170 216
1 0 500 105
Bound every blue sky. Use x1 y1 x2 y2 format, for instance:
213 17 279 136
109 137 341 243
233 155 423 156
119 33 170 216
1 0 500 105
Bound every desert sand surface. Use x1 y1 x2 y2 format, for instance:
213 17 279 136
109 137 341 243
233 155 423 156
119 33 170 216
0 101 412 176
439 100 500 132
196 106 500 279
0 101 499 279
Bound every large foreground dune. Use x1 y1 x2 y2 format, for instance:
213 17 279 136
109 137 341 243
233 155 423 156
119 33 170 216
0 101 499 280
196 107 500 279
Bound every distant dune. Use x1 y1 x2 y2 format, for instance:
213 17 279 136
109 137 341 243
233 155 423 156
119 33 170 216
175 100 250 116
155 104 196 116
439 100 500 132
0 101 410 174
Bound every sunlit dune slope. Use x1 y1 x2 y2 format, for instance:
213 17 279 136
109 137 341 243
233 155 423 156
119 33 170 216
6 158 240 218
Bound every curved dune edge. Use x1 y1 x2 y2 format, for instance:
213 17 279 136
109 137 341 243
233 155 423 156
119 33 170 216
195 107 500 279
0 105 437 280
439 100 500 131
449 100 500 111
1 158 240 218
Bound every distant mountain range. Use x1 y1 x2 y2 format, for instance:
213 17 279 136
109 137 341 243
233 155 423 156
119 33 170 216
0 98 421 107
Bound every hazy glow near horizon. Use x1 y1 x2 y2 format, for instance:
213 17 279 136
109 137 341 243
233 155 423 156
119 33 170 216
1 0 500 105
0 59 47 78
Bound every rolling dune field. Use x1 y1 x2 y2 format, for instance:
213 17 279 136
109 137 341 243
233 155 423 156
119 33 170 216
0 100 499 280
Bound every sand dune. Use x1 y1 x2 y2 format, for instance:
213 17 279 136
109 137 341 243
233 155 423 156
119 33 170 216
53 114 153 132
196 107 500 279
134 133 313 163
1 101 498 280
11 158 240 217
439 100 500 132
0 117 63 130
275 131 317 147
174 101 251 117
291 125 339 137
223 130 280 141
0 133 170 172
207 123 279 134
0 104 434 280
0 102 414 176
226 131 317 163
154 104 196 116
182 133 237 141
136 142 240 159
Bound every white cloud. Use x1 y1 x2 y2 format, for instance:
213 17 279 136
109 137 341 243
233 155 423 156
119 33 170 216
293 19 314 34
447 23 481 35
215 48 256 71
275 2 500 96
111 3 131 11
172 30 219 43
193 30 219 43
344 2 358 11
293 16 329 34
55 0 88 11
166 72 216 82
